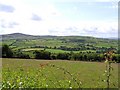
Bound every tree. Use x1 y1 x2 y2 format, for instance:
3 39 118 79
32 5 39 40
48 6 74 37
50 53 57 60
14 51 30 59
33 51 41 59
2 44 13 58
33 50 51 59
57 53 69 60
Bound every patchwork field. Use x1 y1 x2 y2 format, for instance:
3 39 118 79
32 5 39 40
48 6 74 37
2 58 118 88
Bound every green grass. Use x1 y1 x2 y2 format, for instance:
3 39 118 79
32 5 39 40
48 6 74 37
22 48 96 53
21 48 96 58
2 58 118 88
2 36 118 50
22 48 78 53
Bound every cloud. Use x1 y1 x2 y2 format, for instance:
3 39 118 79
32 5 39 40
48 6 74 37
0 20 19 28
65 26 78 31
83 27 98 34
31 13 42 21
0 0 117 38
48 29 58 33
8 22 19 28
0 3 15 13
47 21 117 38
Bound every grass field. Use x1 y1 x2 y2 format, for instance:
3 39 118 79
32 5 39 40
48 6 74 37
2 33 118 52
22 48 96 53
2 58 118 88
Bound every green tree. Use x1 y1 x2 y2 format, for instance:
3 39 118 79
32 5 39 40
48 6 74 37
2 44 13 58
57 53 69 60
14 51 30 59
33 50 51 59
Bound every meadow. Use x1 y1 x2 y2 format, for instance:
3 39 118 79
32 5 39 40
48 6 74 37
2 33 118 52
2 58 118 88
1 33 119 88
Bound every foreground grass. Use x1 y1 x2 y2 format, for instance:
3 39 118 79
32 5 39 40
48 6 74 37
2 58 118 88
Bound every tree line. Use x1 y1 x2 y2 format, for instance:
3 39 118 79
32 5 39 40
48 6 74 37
1 44 120 63
31 44 117 53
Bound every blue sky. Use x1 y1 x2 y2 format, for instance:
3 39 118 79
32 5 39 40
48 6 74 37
0 0 118 38
55 2 117 21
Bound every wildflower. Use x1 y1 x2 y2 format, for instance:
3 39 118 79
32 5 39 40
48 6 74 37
46 85 48 87
40 64 44 68
105 60 108 63
39 63 49 68
7 81 11 86
7 81 9 84
2 85 4 88
69 80 71 83
19 82 22 85
104 70 107 73
69 87 72 89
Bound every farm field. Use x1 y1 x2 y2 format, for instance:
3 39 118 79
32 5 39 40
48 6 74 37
0 0 119 89
1 33 119 61
22 48 96 53
2 58 118 88
1 33 118 52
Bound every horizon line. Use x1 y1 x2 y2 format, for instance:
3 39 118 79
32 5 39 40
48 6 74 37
0 32 118 39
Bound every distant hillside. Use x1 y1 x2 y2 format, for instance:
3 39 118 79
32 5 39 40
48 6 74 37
0 33 118 60
0 33 114 40
1 33 117 50
1 33 39 40
1 33 59 40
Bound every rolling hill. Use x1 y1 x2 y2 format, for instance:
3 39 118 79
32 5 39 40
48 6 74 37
0 33 118 53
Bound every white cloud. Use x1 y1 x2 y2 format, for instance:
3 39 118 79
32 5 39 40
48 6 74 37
31 13 42 21
0 0 62 33
0 0 118 38
47 20 118 37
0 3 15 13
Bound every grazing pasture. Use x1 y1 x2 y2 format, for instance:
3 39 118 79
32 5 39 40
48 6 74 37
2 58 118 88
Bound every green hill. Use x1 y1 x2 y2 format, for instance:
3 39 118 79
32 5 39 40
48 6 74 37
1 33 118 54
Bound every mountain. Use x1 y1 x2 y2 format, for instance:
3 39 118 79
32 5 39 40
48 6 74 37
1 33 38 40
1 33 58 40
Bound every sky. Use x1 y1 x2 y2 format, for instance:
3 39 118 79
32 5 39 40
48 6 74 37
0 0 118 38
